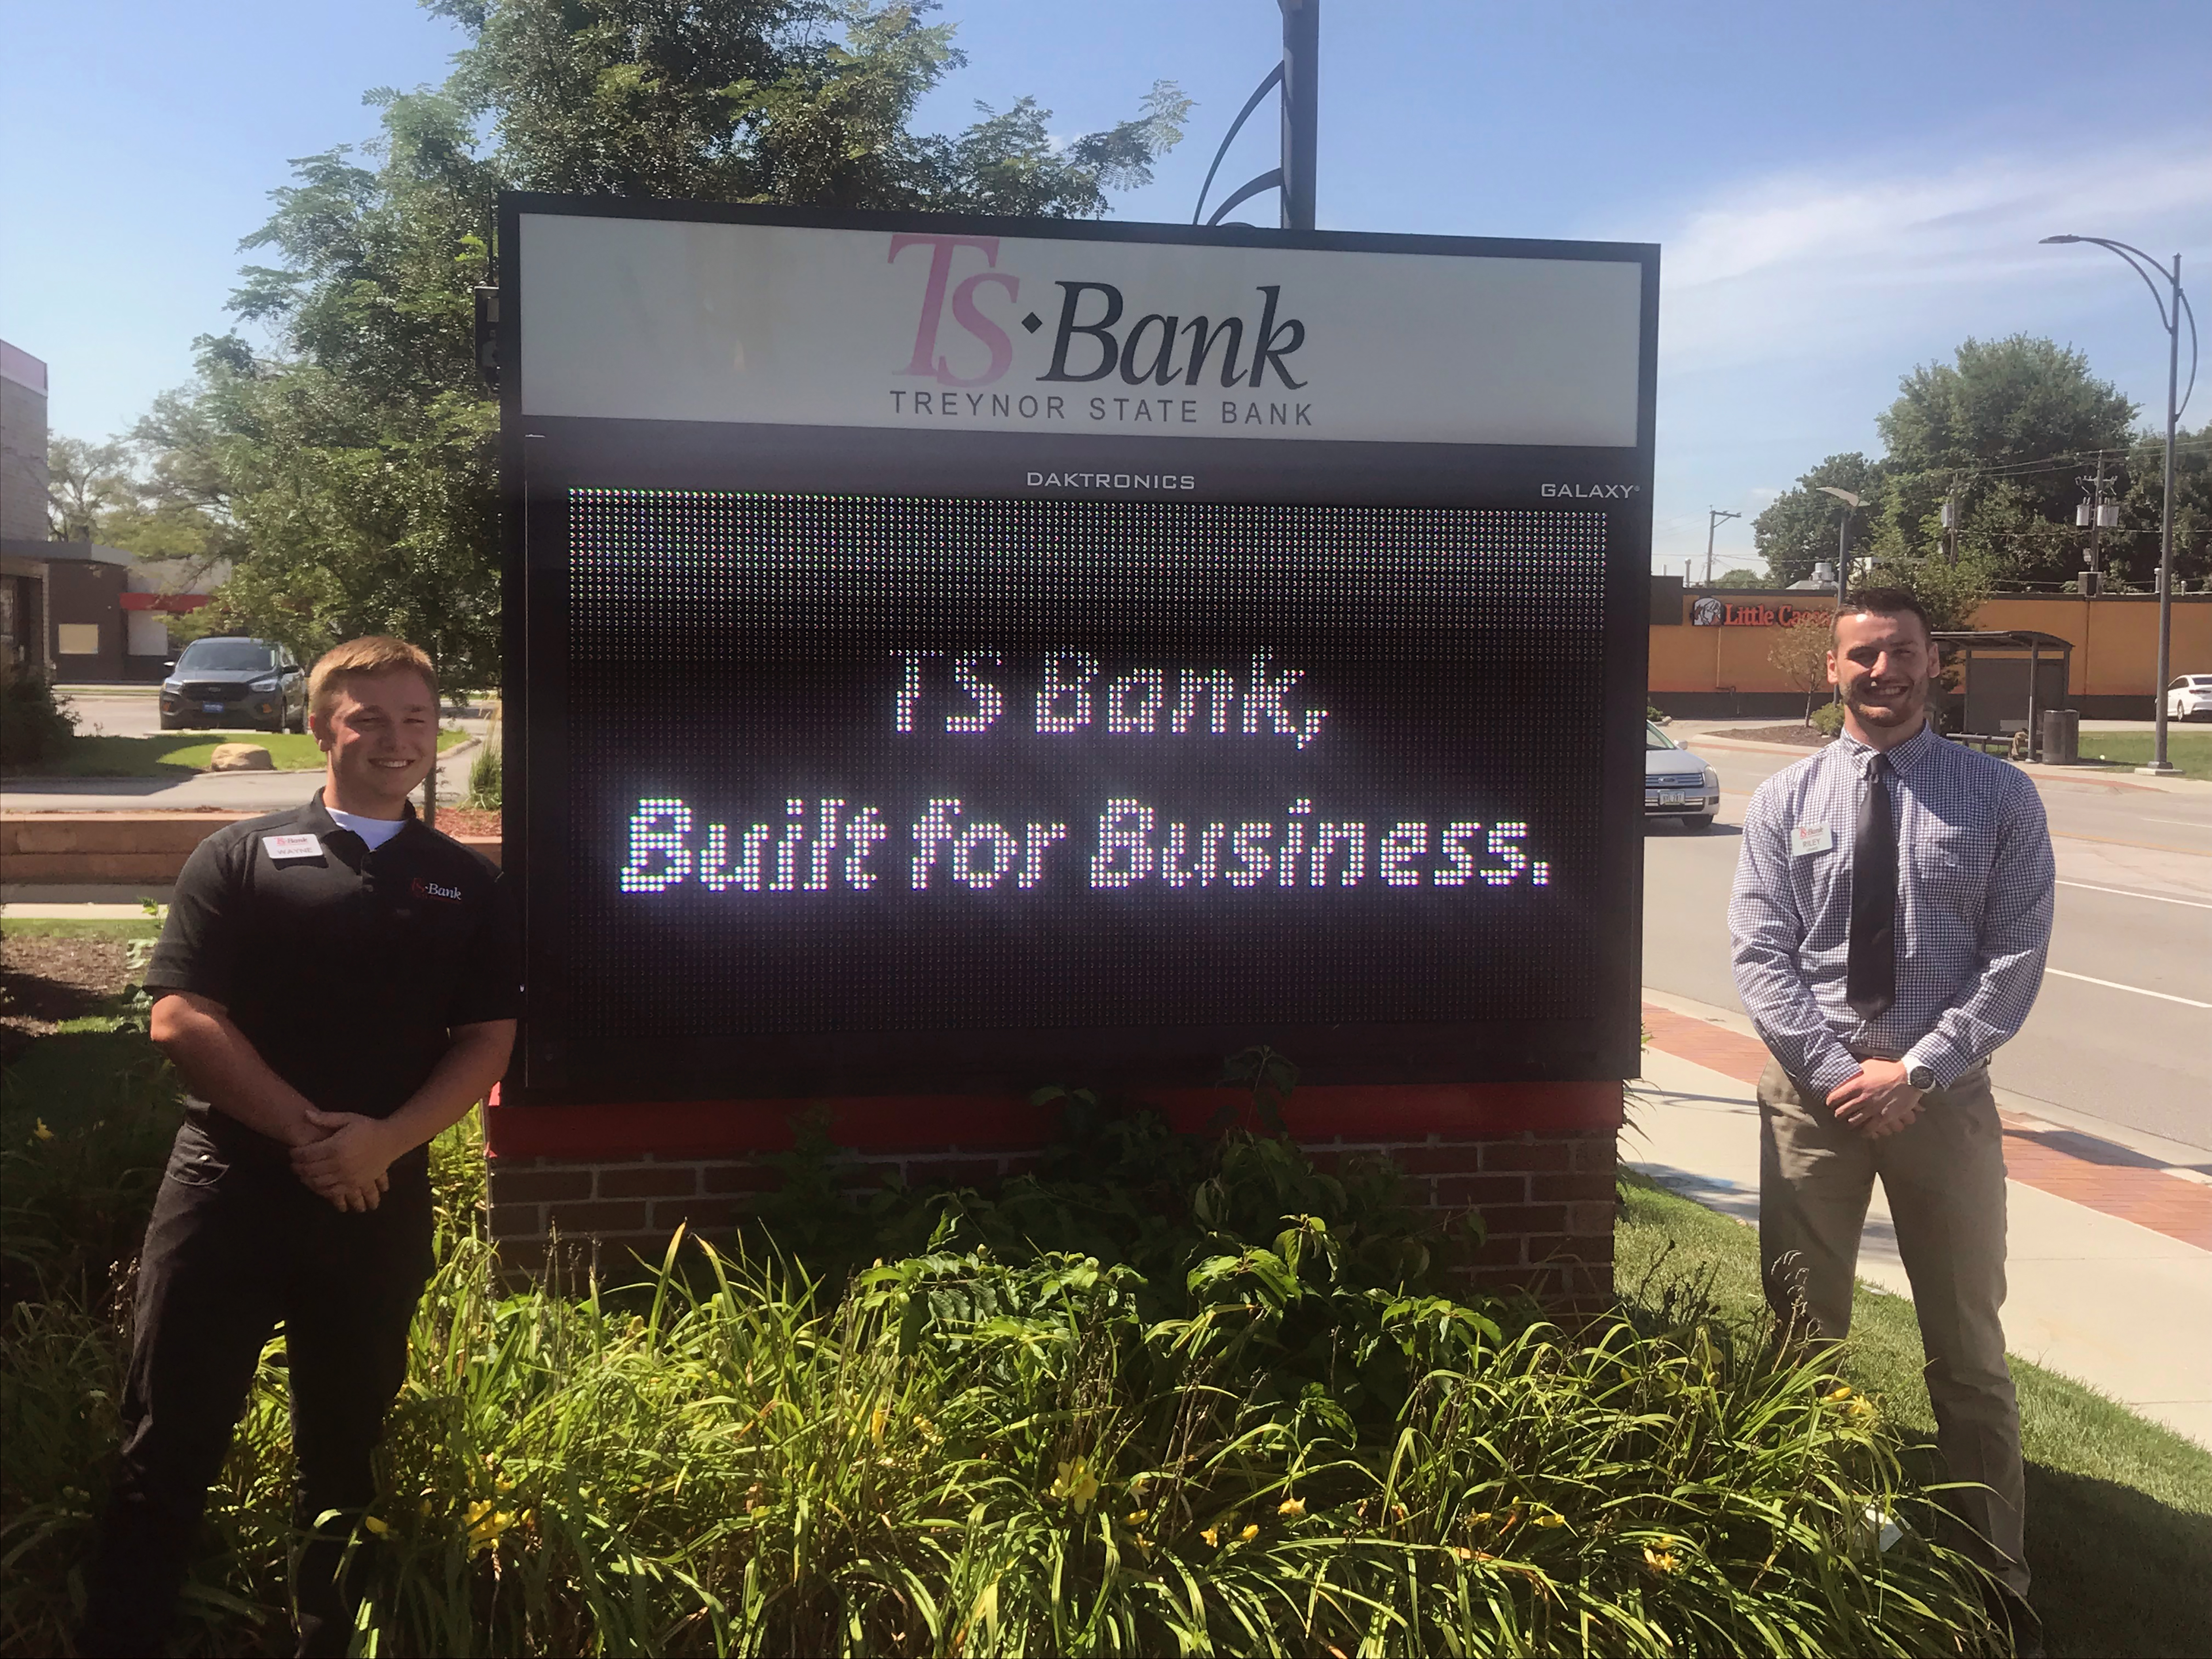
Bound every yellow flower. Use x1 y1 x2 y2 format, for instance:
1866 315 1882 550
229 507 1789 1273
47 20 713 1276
1048 1457 1099 1515
1533 1513 1567 1529
467 1506 515 1554
32 1120 54 1143
1644 1545 1680 1575
1200 1527 1220 1548
361 1515 391 1537
1277 1497 1305 1517
870 1405 889 1446
1126 1508 1149 1526
1239 1524 1259 1543
1824 1385 1853 1404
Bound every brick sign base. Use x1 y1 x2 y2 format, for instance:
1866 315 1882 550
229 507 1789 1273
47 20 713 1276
487 1083 1623 1312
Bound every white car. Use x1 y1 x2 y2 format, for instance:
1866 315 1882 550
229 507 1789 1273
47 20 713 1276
1645 721 1721 830
2167 675 2212 722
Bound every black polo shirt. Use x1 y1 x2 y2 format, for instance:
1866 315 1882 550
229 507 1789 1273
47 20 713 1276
145 792 521 1134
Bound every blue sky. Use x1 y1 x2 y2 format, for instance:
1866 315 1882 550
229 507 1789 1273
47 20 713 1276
4 0 2206 573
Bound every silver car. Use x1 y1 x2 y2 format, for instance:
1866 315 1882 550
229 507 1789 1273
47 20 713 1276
1645 721 1720 831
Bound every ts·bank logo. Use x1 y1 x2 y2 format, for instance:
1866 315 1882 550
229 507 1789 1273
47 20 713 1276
883 234 1316 433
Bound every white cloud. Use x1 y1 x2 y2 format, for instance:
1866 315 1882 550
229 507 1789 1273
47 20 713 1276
1658 140 2211 369
1642 134 2212 570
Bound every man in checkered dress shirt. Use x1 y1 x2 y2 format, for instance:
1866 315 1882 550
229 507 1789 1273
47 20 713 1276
1729 588 2053 1639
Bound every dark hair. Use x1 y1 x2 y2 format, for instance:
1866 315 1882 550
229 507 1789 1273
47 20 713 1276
1832 586 1930 639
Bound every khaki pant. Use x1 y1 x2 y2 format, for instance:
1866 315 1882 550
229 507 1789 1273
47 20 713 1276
1757 1059 2028 1599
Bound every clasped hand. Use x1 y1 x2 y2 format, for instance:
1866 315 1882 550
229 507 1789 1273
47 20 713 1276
290 1109 396 1211
1827 1057 1923 1139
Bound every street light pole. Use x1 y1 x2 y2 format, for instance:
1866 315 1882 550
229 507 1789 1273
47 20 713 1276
2041 235 2198 773
1704 507 1741 585
1817 486 1862 609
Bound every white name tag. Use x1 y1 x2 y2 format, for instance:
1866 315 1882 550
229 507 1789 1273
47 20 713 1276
1790 824 1834 857
263 833 323 861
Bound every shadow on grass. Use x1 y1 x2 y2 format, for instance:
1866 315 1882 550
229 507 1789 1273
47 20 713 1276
2025 1462 2212 1659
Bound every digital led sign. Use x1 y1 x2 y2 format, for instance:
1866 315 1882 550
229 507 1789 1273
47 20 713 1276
501 198 1658 1102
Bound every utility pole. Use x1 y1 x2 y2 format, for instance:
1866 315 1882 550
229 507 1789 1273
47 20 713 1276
1704 507 1741 585
2076 452 2118 596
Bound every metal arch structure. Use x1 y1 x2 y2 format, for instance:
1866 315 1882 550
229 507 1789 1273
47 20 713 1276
1193 0 1319 231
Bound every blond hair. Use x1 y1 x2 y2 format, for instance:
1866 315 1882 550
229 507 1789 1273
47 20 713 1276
308 636 439 720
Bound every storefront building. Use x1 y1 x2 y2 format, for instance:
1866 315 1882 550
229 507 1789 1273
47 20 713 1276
1648 578 2212 719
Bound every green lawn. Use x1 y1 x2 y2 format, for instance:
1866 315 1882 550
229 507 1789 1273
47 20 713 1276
0 918 162 941
1620 1174 2212 1658
11 727 469 778
2071 728 2212 781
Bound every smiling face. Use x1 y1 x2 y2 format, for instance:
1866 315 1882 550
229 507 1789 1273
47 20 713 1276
311 668 438 817
1828 608 1933 745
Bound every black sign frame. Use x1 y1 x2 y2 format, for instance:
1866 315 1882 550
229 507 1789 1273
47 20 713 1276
498 193 1659 1106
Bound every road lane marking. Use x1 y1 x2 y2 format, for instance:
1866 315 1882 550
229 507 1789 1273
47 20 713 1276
2058 880 2212 910
2045 968 2212 1009
2052 830 2212 857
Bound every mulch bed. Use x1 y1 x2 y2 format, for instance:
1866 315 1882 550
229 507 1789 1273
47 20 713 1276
0 935 134 1063
1727 724 1832 748
429 808 502 839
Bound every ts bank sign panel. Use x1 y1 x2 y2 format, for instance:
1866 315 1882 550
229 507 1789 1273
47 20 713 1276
501 198 1658 1106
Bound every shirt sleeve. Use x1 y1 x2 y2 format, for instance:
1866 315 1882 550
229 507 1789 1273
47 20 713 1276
1902 776 2055 1087
1728 778 1862 1097
141 832 244 1005
444 868 523 1028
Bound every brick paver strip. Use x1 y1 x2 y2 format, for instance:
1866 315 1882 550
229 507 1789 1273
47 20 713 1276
1641 1002 2212 1251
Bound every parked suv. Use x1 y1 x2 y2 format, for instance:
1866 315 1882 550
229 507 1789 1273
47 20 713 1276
2167 675 2212 722
159 637 308 733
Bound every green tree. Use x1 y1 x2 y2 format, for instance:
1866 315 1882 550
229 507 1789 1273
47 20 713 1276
1713 566 1771 588
2115 423 2211 591
44 437 134 541
139 0 1189 687
1752 453 1882 588
1870 334 2136 584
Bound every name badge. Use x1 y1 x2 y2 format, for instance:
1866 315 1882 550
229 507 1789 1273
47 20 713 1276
263 833 323 861
1790 825 1834 857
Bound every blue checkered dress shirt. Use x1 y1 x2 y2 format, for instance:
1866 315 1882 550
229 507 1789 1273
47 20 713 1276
1728 721 2055 1096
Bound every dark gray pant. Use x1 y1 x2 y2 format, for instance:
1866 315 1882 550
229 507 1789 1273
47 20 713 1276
81 1119 432 1658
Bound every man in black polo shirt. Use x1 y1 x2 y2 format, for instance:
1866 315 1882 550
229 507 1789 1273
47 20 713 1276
83 636 518 1658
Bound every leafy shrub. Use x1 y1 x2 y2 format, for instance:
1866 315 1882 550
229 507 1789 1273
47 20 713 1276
0 1080 2001 1656
463 733 501 811
1809 700 1846 737
0 667 76 769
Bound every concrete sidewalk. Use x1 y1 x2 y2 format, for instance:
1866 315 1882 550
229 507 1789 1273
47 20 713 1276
1632 987 2212 1449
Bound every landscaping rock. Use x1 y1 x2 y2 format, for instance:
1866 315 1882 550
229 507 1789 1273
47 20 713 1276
207 743 274 772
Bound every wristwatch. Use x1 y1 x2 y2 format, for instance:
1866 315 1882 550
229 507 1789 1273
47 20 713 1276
1906 1063 1936 1091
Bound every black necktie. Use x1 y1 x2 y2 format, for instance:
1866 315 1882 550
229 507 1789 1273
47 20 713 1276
1847 752 1897 1019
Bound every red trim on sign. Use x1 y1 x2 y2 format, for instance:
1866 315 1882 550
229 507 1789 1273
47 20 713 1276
484 1081 1623 1161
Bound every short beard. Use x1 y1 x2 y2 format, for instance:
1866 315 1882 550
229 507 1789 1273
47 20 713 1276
1843 679 1925 729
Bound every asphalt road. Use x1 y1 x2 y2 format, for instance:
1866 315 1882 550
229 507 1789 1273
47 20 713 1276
1646 727 2212 1152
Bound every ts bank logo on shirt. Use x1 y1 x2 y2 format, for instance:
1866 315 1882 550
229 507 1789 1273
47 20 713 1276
411 877 465 904
885 234 1313 432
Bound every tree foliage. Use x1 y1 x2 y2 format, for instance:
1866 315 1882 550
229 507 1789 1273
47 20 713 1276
128 0 1188 686
1756 335 2180 604
1751 453 1881 589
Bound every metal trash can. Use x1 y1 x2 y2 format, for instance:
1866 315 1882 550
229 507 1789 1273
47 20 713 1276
2040 708 2079 765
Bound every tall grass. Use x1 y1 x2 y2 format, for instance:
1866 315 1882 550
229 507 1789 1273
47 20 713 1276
1 1110 2000 1657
